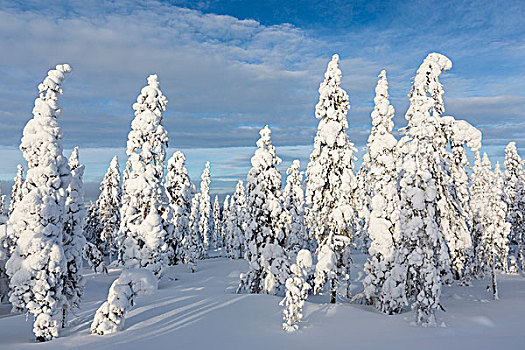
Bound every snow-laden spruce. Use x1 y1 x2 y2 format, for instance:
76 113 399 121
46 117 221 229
84 202 102 248
1 165 26 258
239 126 289 295
165 151 193 264
503 142 525 271
282 160 309 261
212 195 222 248
186 193 205 271
354 157 372 253
440 116 481 281
91 269 157 335
62 147 87 326
471 153 510 299
199 161 212 250
220 195 231 249
380 53 452 326
119 74 172 277
9 164 25 217
83 242 108 274
225 180 246 259
281 249 313 332
5 64 72 342
360 70 400 308
305 54 357 303
96 156 121 263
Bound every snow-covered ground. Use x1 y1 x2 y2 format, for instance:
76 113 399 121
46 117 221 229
0 254 524 350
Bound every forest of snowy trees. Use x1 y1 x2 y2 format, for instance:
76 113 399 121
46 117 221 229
0 52 524 341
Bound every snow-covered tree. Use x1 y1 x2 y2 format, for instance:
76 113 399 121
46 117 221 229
220 195 231 249
119 74 172 277
380 53 452 326
225 181 246 259
185 193 205 271
471 154 510 299
361 70 400 308
199 161 212 249
503 142 525 271
84 202 101 247
96 156 121 262
280 249 313 332
282 160 309 260
83 242 107 274
8 164 25 216
354 157 372 253
440 117 481 281
238 126 289 295
6 64 72 341
305 54 357 303
164 151 193 265
62 147 87 326
0 194 6 217
212 195 221 248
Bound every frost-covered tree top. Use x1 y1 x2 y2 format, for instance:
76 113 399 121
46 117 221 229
368 70 395 153
126 74 169 165
6 64 72 342
406 53 452 129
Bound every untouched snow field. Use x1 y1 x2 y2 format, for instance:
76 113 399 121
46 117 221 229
0 254 524 350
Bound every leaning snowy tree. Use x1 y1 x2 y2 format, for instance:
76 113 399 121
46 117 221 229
360 70 400 308
164 151 193 264
199 161 212 250
62 147 87 327
212 195 222 248
305 54 357 304
380 53 453 326
9 164 25 216
96 156 121 262
282 160 309 261
225 180 246 259
5 64 72 341
239 126 289 295
503 142 525 271
119 74 173 277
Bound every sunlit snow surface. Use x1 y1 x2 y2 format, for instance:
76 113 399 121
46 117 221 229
0 253 524 349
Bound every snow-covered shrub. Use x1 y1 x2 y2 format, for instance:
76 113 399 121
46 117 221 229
62 147 87 325
6 64 72 342
239 126 289 295
225 181 246 259
199 161 212 249
90 268 157 335
305 54 357 303
119 74 172 277
96 156 121 263
83 242 108 274
281 249 313 332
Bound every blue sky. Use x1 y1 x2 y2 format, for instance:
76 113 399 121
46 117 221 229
0 0 524 197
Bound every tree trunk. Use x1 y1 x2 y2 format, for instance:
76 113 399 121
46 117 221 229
491 256 499 300
330 277 336 304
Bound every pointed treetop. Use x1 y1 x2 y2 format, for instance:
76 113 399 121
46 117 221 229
69 147 80 170
110 155 119 168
